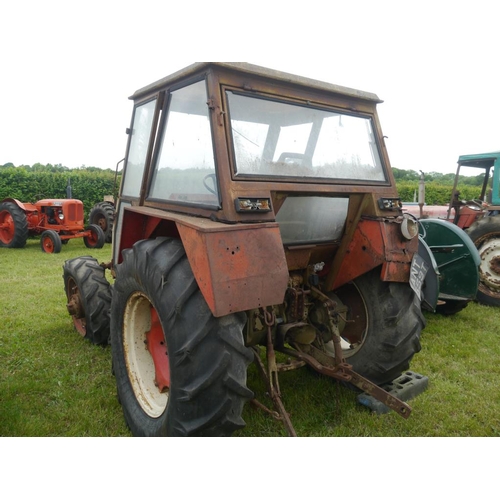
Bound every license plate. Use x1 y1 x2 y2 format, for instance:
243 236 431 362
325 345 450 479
409 253 429 299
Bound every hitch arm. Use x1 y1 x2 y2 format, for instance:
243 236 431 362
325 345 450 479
284 344 412 419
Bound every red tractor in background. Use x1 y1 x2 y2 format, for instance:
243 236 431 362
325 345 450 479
0 197 105 253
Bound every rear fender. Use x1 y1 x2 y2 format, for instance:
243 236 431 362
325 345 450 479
418 218 480 302
331 218 418 289
117 206 289 317
1 198 30 212
417 236 440 311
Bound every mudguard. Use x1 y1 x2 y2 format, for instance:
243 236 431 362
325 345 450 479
416 236 440 312
418 218 480 309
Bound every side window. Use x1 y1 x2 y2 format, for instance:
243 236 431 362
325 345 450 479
121 99 157 198
148 80 218 206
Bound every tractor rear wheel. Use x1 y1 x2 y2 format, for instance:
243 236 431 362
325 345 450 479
466 216 500 307
0 201 28 248
83 224 105 249
40 230 62 253
334 267 424 385
89 202 114 243
63 256 111 344
110 237 254 436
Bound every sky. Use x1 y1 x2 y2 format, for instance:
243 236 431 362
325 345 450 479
1 1 499 175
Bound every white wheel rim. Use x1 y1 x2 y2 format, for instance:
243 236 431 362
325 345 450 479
123 292 168 418
478 239 500 293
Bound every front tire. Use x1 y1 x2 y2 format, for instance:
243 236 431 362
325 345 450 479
466 215 500 307
63 256 111 344
83 224 105 249
111 237 254 437
40 230 62 253
334 267 424 385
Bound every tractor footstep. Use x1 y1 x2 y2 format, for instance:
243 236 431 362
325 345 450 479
357 371 429 414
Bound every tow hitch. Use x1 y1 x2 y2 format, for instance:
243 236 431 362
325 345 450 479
251 302 426 436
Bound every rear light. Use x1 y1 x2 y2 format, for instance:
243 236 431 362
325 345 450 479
378 197 402 211
235 198 272 212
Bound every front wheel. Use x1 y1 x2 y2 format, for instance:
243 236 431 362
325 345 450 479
63 256 111 344
466 216 500 307
83 224 105 249
40 230 62 253
333 267 424 385
111 237 254 437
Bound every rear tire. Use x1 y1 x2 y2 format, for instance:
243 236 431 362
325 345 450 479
63 256 111 344
466 216 500 307
334 267 424 385
89 202 114 243
40 230 62 253
0 202 28 248
111 237 254 437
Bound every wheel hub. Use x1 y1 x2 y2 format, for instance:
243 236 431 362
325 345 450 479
478 239 500 292
123 292 169 418
0 212 14 243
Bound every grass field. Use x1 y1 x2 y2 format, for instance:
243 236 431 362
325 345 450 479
1 237 500 437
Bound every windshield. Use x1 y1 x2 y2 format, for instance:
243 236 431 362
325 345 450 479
226 91 386 182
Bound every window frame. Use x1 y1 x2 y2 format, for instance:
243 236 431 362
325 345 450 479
145 77 221 210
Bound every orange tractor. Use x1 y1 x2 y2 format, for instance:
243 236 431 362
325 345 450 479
0 197 105 253
63 62 431 436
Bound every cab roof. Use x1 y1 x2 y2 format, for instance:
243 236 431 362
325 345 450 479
130 62 382 104
458 151 500 167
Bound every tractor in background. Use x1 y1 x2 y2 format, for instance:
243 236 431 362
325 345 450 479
404 152 500 307
0 197 105 253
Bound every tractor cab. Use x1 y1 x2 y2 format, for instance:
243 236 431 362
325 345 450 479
448 152 500 220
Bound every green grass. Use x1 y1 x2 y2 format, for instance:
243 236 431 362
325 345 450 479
1 238 500 437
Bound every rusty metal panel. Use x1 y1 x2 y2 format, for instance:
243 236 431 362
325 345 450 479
332 219 385 289
332 219 415 289
177 222 289 317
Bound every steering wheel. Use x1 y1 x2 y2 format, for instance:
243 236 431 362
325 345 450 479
203 174 217 195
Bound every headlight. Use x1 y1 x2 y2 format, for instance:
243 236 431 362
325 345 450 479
58 213 65 221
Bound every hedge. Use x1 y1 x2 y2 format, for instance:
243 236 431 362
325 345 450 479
0 168 482 221
397 181 481 205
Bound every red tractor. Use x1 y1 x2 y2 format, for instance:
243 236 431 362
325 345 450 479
64 62 431 436
0 197 105 253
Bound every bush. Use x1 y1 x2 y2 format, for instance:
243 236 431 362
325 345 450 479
397 181 482 205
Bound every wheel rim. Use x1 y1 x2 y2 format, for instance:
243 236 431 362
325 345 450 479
123 292 169 418
478 237 500 294
334 282 368 357
41 235 55 253
96 215 107 232
66 277 86 336
0 210 15 244
86 229 98 246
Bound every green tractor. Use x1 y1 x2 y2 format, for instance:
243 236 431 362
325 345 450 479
405 152 500 309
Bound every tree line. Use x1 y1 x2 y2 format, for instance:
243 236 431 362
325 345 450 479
0 163 483 213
